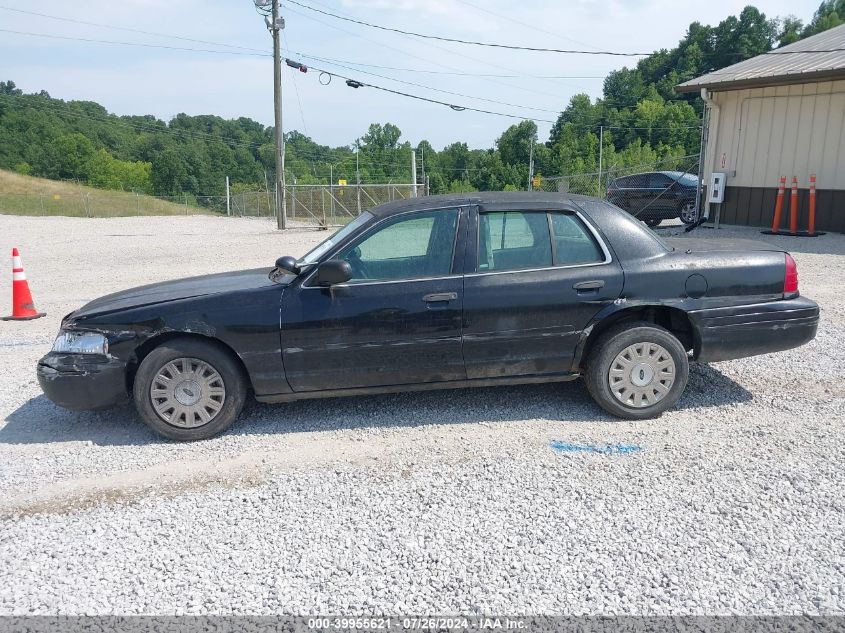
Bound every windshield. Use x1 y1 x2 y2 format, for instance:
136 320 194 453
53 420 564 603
297 212 373 265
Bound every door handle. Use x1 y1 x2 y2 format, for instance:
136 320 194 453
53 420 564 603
423 292 458 303
573 280 605 291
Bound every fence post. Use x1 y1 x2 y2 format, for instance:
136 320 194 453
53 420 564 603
694 117 708 221
39 193 44 215
135 192 140 215
597 126 604 197
321 187 327 227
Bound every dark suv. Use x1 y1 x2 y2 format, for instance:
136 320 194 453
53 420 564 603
606 171 699 227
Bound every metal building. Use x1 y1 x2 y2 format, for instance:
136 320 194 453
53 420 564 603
676 24 845 233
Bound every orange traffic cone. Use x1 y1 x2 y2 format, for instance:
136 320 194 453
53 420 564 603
2 248 45 321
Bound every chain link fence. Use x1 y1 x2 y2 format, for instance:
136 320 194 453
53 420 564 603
0 183 419 223
231 184 419 227
2 165 704 228
0 191 221 217
534 154 702 227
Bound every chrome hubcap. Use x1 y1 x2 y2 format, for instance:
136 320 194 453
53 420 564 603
150 357 226 428
609 342 675 408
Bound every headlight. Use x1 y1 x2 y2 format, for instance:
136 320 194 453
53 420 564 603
51 331 109 355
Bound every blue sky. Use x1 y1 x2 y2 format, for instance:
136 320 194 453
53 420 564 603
0 0 821 150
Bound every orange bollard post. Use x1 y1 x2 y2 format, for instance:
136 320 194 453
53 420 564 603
789 176 799 235
766 176 786 234
808 174 817 236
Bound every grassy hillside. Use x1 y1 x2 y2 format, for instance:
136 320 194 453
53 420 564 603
0 170 215 217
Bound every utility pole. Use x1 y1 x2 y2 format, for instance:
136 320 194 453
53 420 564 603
527 137 535 191
271 0 286 229
253 0 287 229
420 145 425 196
597 125 604 197
355 145 361 215
411 150 418 198
225 176 231 216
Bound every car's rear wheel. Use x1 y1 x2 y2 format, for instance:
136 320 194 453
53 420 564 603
585 322 689 420
133 339 246 441
679 202 697 224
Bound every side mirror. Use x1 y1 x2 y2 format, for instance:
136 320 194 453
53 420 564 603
275 255 300 275
316 260 352 286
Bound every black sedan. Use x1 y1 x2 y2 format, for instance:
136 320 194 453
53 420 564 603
606 171 700 227
38 192 819 441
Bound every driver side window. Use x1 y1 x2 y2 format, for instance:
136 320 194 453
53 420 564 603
336 209 459 283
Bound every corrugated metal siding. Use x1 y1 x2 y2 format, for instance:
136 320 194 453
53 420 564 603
704 80 845 191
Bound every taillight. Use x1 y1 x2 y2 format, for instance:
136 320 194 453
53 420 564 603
784 253 799 295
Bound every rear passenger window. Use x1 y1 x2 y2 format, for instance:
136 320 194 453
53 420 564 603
478 212 552 272
550 214 604 266
649 174 671 188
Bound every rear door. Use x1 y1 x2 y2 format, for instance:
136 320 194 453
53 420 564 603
462 204 624 379
647 173 674 213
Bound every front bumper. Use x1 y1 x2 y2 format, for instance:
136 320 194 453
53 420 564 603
690 296 819 363
37 353 129 411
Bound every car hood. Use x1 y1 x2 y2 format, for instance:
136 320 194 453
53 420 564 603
69 268 278 320
663 236 782 253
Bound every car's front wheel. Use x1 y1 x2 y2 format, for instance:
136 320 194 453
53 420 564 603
643 217 662 228
133 339 247 441
585 322 689 420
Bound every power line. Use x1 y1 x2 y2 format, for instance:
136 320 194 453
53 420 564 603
290 58 704 129
0 23 579 110
284 1 584 100
0 27 572 119
286 0 651 56
0 25 662 117
0 1 589 102
290 55 563 114
452 0 599 51
0 28 270 56
292 52 694 113
287 59 557 123
289 2 845 62
295 54 606 79
0 4 601 81
0 5 268 53
282 30 309 136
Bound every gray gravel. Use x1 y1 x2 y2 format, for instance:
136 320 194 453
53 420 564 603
0 214 843 615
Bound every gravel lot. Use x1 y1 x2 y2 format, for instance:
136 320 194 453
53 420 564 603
0 214 843 615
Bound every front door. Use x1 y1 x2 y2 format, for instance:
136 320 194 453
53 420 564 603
281 207 467 392
462 206 623 379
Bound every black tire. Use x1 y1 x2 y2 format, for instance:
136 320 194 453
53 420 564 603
679 202 697 225
644 217 662 228
585 321 689 420
133 338 247 441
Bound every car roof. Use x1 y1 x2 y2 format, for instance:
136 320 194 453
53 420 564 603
612 171 692 182
366 191 599 218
